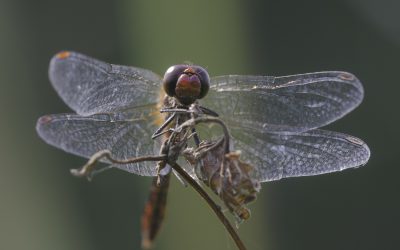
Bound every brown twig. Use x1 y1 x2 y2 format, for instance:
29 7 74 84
70 150 167 179
169 161 247 250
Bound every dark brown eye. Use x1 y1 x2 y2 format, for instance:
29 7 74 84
192 66 210 99
162 64 210 105
162 65 188 97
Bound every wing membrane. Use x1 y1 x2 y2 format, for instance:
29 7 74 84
49 51 162 115
36 107 161 176
204 72 364 133
229 127 370 182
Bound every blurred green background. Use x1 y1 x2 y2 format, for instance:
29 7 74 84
0 0 398 249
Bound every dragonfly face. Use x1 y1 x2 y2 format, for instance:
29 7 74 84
163 64 210 105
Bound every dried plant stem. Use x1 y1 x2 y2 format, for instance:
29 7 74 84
176 116 231 153
70 150 167 179
169 161 247 250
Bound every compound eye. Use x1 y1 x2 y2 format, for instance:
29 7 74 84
162 65 188 97
193 66 210 99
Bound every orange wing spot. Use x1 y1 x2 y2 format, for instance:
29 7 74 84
38 115 52 124
56 51 71 59
338 72 355 81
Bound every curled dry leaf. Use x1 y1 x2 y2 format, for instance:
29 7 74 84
184 139 261 223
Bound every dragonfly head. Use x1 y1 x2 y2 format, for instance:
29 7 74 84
162 64 210 105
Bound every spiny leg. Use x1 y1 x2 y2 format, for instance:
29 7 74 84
199 105 219 117
192 127 201 146
152 113 176 139
160 108 193 114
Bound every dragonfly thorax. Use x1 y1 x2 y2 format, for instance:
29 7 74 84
162 65 210 105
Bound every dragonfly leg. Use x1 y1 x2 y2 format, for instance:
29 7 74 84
152 128 175 139
151 113 176 139
160 108 193 114
199 105 219 117
191 127 201 146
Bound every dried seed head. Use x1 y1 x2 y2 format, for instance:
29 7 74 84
183 139 261 223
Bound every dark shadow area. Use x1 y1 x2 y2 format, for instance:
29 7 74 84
244 1 399 249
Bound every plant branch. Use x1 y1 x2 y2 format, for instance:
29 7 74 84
169 161 247 250
70 149 167 179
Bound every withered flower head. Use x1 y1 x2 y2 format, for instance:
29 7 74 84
184 139 261 223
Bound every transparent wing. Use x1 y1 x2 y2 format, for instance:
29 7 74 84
36 106 161 176
49 51 162 116
204 72 364 133
228 127 370 182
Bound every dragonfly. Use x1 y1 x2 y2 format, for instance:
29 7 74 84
36 51 370 249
